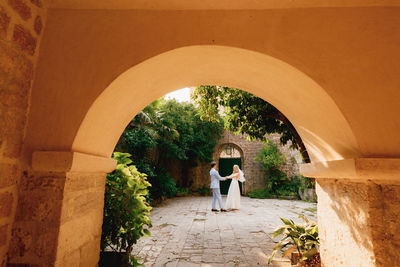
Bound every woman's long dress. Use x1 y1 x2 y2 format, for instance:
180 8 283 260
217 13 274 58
225 174 241 209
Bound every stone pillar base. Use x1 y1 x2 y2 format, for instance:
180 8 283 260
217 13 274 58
302 158 400 267
7 151 116 266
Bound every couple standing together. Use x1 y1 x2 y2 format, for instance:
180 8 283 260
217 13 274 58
209 161 245 212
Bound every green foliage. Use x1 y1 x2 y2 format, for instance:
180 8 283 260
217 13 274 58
253 142 312 198
177 187 189 194
116 98 224 197
255 140 286 170
247 188 272 199
157 100 224 162
101 152 152 266
255 141 290 194
298 175 315 192
192 86 310 163
197 187 211 196
268 216 320 265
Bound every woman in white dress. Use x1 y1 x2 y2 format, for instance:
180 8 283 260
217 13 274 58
225 165 245 211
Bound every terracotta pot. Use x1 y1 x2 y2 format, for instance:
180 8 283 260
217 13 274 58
291 252 301 265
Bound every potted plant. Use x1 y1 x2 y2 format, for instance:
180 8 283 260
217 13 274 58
268 216 320 267
99 152 152 267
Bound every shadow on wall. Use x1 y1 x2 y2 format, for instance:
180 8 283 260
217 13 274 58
316 179 398 266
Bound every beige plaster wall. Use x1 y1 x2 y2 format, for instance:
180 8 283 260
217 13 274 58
23 7 400 164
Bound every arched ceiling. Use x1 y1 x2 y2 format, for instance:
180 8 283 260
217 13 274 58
72 46 360 162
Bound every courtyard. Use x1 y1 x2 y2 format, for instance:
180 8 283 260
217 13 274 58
132 196 317 266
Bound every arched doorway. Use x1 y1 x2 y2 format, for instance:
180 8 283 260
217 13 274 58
15 45 375 266
217 143 244 195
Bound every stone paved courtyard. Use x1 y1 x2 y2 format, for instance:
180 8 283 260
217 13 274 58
132 196 317 267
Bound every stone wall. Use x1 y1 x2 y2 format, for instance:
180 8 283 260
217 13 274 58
187 131 302 194
316 179 400 267
0 1 45 265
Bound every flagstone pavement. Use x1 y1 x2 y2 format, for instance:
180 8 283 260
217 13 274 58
132 196 317 267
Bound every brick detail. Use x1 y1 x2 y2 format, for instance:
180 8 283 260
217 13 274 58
29 0 42 8
0 224 8 247
184 131 302 193
12 24 36 55
33 15 41 35
0 191 13 219
0 0 45 265
0 6 10 39
0 164 19 188
7 0 31 21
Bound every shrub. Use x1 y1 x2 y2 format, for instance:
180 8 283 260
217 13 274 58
147 167 177 201
255 141 289 194
248 188 272 199
158 172 177 198
101 152 152 266
176 187 189 195
197 187 211 196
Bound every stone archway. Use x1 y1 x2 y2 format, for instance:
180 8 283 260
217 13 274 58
6 7 400 264
14 44 361 266
11 45 368 266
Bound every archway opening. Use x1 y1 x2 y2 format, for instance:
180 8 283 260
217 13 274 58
217 143 244 195
75 45 359 266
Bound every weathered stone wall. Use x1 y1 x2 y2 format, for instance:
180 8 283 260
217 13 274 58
0 1 45 265
316 179 400 267
183 131 302 194
7 171 105 266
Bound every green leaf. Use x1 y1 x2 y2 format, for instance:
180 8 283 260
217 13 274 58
268 250 277 264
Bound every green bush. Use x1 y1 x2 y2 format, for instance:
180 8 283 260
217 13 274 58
255 141 289 194
248 188 272 199
101 152 152 266
158 172 177 198
147 167 177 201
177 187 189 194
197 187 211 196
297 175 314 192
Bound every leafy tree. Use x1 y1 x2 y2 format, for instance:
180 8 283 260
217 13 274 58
192 86 310 163
116 98 224 195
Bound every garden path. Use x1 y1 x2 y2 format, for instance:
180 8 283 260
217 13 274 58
132 196 317 267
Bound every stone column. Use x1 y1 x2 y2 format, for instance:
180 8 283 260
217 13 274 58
301 158 400 267
7 151 116 266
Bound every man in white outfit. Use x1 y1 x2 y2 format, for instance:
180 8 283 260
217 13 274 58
210 161 228 212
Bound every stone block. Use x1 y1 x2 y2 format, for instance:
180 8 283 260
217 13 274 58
79 237 101 267
8 222 34 259
33 15 41 35
0 163 19 188
7 0 31 21
0 6 10 39
0 191 13 219
55 249 80 267
15 193 62 223
0 91 28 109
12 24 36 55
0 39 34 83
20 174 65 195
0 224 8 247
33 226 59 261
29 0 41 8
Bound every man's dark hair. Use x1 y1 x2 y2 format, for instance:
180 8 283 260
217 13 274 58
210 161 217 168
